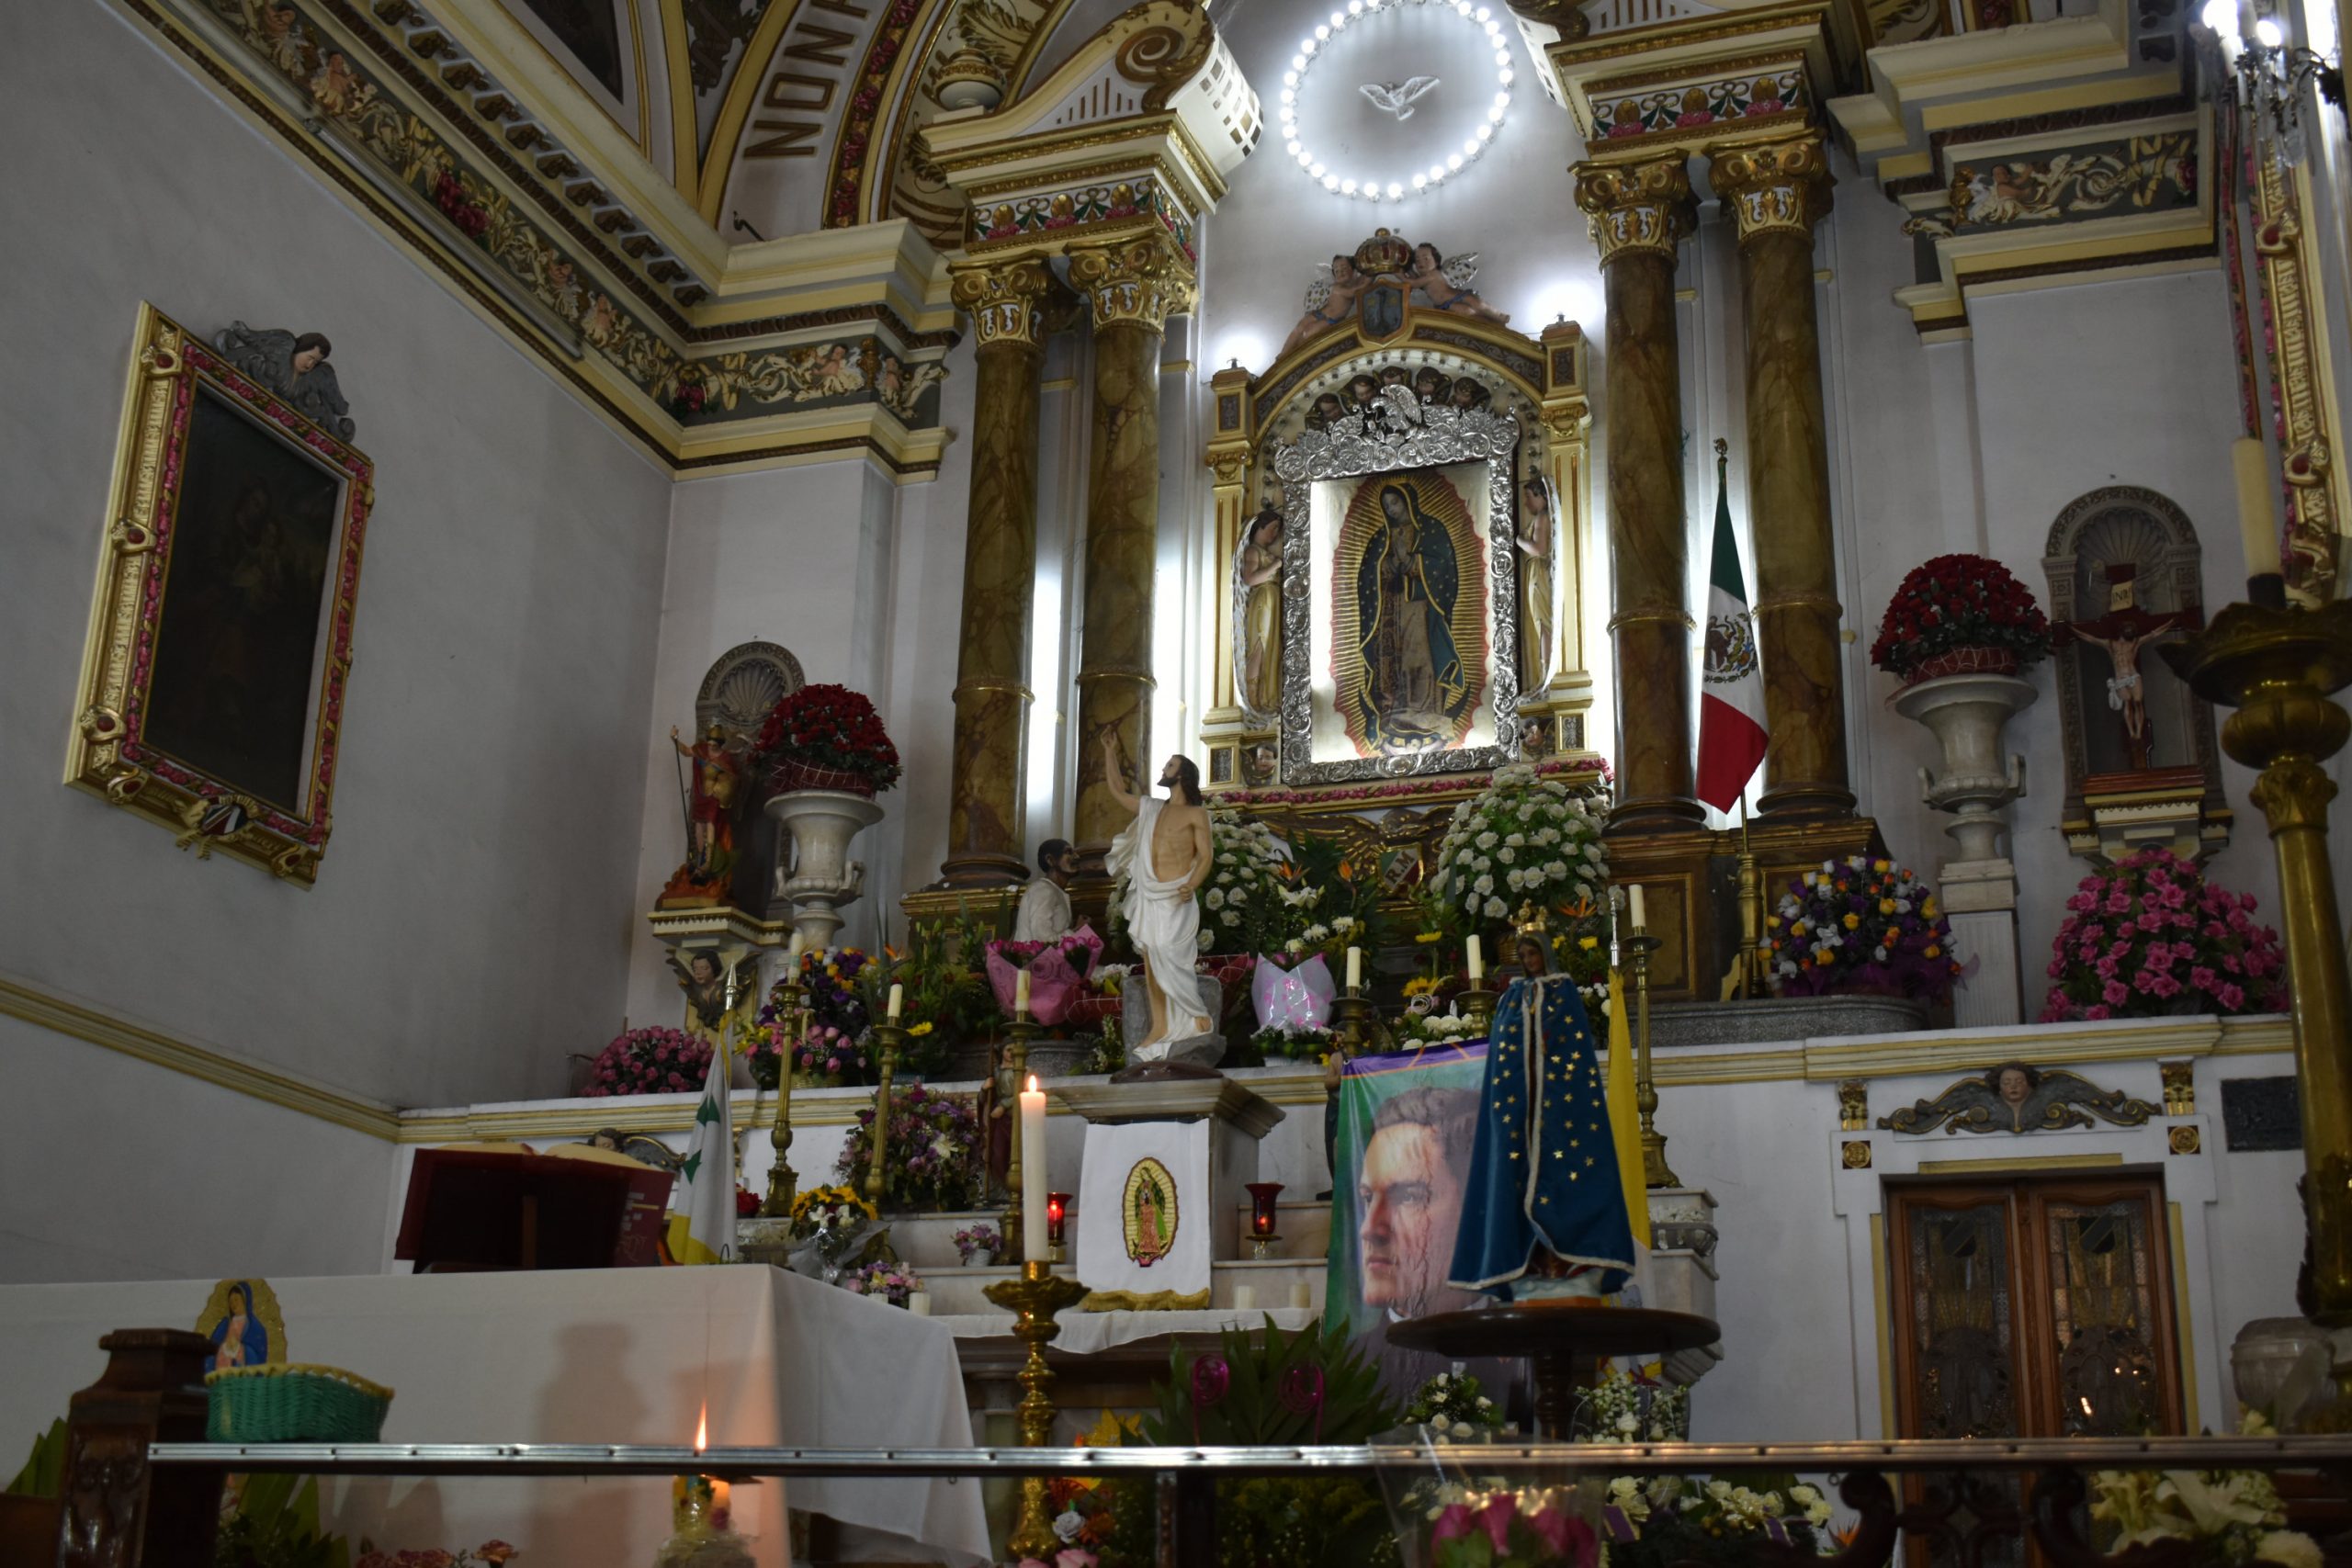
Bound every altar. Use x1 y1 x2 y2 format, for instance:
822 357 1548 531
0 1266 991 1567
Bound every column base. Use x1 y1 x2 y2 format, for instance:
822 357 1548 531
937 852 1030 889
1756 784 1859 821
1607 797 1708 838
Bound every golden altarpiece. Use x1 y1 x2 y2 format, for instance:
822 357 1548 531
1194 229 1602 893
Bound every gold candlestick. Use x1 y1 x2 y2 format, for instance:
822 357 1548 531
865 1021 906 1206
760 981 805 1219
1457 986 1498 1034
1620 931 1680 1188
2162 601 2352 1355
1001 1016 1038 1265
981 1259 1090 1560
1330 989 1376 1056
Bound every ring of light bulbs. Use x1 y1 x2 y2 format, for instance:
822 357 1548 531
1278 0 1516 203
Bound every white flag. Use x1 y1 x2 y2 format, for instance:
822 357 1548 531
665 1037 736 1265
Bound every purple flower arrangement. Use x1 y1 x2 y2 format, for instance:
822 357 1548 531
583 1026 710 1097
1765 855 1962 1006
834 1084 981 1212
752 948 877 1086
842 1259 923 1308
2041 848 2287 1021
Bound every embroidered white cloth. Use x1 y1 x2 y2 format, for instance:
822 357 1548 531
1073 1118 1216 1305
1107 795 1214 1057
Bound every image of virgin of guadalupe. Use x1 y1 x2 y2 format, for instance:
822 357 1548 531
1354 481 1466 752
206 1281 273 1371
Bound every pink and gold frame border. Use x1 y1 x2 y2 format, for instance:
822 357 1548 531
64 303 375 886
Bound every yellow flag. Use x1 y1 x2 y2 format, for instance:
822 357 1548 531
664 1032 737 1266
1605 972 1651 1249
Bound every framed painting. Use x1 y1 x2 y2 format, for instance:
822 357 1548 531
1271 380 1522 784
65 304 374 885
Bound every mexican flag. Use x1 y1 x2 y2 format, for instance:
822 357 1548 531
665 1036 736 1265
1695 452 1768 811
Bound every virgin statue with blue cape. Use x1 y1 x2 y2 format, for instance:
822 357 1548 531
1447 929 1638 1301
1353 479 1466 753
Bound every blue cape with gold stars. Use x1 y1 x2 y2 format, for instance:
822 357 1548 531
1445 973 1637 1298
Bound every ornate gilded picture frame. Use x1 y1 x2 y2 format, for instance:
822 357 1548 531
65 304 374 885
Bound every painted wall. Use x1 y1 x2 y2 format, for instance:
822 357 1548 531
0 0 669 1126
0 1018 397 1285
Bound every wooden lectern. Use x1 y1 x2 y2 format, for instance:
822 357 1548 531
395 1145 674 1271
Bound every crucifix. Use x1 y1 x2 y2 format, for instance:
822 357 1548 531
2054 563 2200 772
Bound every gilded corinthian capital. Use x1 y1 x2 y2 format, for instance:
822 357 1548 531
1705 132 1834 245
1067 229 1197 333
949 254 1060 350
1573 158 1697 266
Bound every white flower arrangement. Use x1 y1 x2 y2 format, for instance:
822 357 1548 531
1430 765 1610 931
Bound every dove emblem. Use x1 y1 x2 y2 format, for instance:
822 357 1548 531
1359 76 1440 119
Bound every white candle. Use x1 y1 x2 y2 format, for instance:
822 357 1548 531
906 1291 933 1317
1020 1075 1048 1262
2234 436 2284 578
1014 967 1031 1017
1290 1281 1313 1310
1629 884 1647 933
887 982 904 1021
1232 1284 1258 1312
1345 945 1363 992
1465 935 1483 984
786 931 805 964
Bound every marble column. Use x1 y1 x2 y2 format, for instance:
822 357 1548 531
939 255 1057 886
1067 231 1196 856
1575 158 1702 834
1708 132 1854 819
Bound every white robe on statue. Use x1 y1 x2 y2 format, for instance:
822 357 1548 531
1108 795 1216 1059
1012 876 1073 942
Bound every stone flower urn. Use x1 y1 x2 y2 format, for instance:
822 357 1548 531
766 789 886 951
1891 672 2038 863
1891 671 2038 1025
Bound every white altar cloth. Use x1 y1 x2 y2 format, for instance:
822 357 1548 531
0 1266 990 1567
936 1306 1317 1355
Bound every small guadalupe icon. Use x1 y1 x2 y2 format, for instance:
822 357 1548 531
1122 1157 1177 1267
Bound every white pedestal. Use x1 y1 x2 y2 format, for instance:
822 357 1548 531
1054 1079 1283 1311
764 790 885 950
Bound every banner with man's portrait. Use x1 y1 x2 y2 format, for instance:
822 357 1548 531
1324 1043 1500 1393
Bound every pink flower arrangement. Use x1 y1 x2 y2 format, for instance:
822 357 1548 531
842 1258 923 1307
2041 848 2287 1021
356 1546 514 1568
1430 1490 1599 1568
583 1026 709 1097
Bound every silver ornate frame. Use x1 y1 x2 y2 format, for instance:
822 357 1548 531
1269 400 1523 783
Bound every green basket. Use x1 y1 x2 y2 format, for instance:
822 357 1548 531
205 1363 394 1444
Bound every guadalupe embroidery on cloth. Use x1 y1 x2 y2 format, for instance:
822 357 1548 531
1123 1157 1179 1267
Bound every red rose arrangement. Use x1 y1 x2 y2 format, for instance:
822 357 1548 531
756 683 902 796
583 1026 709 1097
2041 848 2286 1021
1871 553 2051 682
1766 855 1962 1005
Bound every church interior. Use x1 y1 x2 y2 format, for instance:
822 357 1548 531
9 0 2352 1561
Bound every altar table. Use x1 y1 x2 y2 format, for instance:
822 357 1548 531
0 1266 992 1566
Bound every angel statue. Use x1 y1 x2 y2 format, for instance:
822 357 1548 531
213 321 356 438
1408 243 1510 326
1360 76 1440 119
1278 253 1367 358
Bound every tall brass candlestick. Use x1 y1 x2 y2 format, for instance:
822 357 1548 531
1001 1016 1038 1265
865 1022 906 1206
760 984 805 1219
2162 601 2352 1358
1620 931 1679 1188
1457 987 1498 1035
1330 989 1376 1056
981 1259 1090 1559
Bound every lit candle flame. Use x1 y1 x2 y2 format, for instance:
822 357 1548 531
1026 1073 1039 1093
695 1405 708 1454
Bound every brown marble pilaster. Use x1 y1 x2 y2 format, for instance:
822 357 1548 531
940 256 1057 886
1575 158 1702 835
1708 132 1854 819
1067 231 1196 856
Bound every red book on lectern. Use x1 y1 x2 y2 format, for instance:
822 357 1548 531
395 1147 673 1271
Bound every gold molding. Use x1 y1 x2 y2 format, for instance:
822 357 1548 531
693 0 811 225
1871 1211 1896 1436
2170 1199 2200 1430
1913 1152 2126 1175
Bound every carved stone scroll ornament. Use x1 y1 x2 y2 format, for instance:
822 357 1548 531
1270 395 1523 784
1880 1063 2157 1134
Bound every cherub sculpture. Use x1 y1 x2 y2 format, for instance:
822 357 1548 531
1408 243 1510 326
213 322 356 438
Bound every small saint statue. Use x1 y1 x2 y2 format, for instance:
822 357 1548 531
1236 504 1285 716
1447 921 1638 1302
2055 564 2197 773
659 722 744 907
1013 838 1078 942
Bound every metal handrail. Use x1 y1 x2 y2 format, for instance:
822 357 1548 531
147 1434 2352 1478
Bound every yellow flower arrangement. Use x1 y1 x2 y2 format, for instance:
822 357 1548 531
908 1021 933 1038
1414 931 1443 945
1402 976 1442 998
1842 912 1860 930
